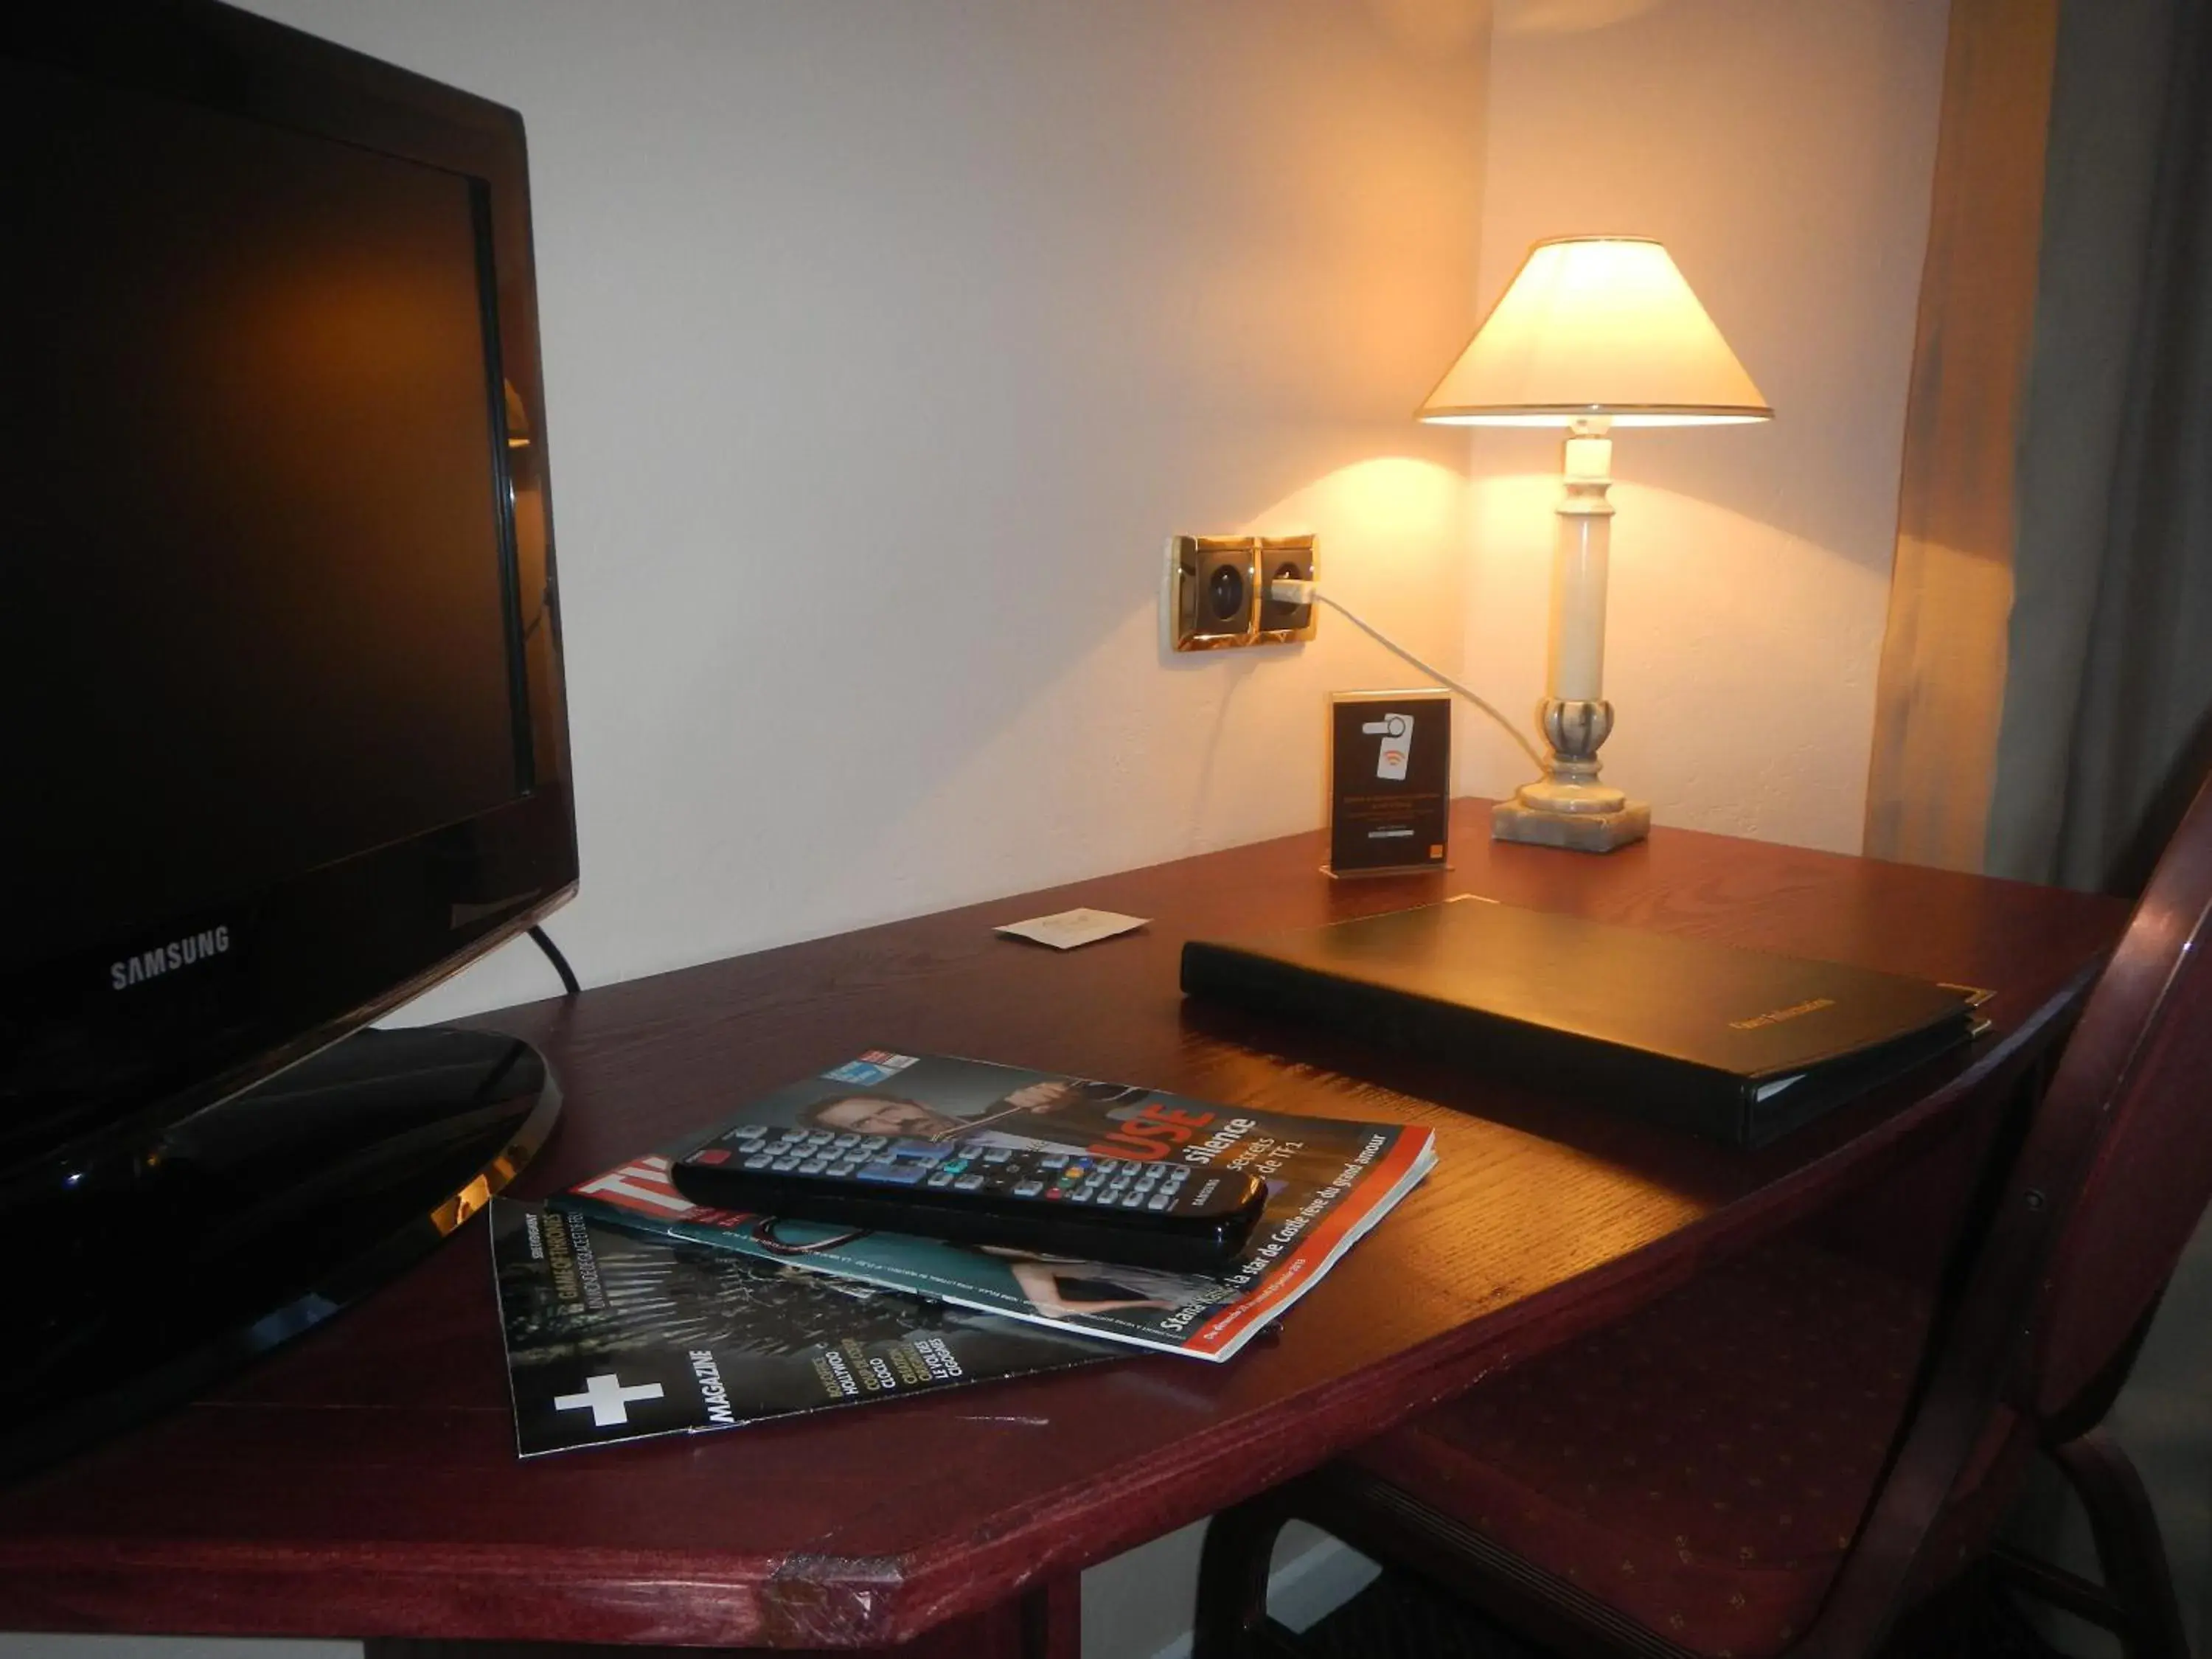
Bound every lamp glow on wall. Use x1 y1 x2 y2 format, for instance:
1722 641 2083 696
1421 237 1771 852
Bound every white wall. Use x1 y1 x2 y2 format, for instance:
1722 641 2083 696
219 0 1495 1022
1455 0 1950 852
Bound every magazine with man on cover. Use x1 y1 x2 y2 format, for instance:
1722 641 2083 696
554 1051 1436 1362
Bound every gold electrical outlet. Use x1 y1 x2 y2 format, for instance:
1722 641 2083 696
1166 534 1318 651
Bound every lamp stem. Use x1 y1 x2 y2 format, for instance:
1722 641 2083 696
1550 419 1613 702
1489 415 1652 853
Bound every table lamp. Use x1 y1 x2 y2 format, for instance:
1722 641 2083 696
1419 236 1770 852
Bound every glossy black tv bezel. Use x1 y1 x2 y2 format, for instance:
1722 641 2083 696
1 0 577 1183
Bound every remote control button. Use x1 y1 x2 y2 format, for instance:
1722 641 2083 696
854 1161 927 1185
771 1155 804 1172
1011 1180 1044 1198
954 1173 986 1191
1117 1191 1146 1208
728 1124 766 1140
1044 1188 1063 1200
925 1170 956 1188
1146 1193 1173 1210
741 1153 776 1170
800 1158 830 1175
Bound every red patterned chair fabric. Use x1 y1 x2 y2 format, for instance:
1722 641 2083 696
1346 1239 1987 1658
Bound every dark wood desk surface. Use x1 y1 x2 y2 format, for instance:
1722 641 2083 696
0 803 2126 1652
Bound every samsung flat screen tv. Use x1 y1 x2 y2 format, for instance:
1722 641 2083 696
1 0 577 1473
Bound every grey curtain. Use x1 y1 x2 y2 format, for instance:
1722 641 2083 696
1985 0 2212 893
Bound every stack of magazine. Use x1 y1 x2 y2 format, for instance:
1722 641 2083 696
494 1051 1437 1455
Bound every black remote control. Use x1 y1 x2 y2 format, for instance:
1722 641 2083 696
667 1123 1267 1273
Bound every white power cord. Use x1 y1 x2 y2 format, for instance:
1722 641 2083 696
1268 578 1545 774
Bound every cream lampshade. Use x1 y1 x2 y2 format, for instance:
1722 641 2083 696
1420 236 1770 851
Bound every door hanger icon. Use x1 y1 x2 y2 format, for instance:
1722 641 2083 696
1361 712 1413 782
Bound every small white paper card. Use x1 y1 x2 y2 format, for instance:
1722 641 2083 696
995 908 1149 950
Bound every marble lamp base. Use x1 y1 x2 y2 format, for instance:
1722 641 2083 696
1491 697 1651 853
1491 787 1651 852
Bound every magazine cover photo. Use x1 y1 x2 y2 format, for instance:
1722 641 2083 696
557 1051 1436 1362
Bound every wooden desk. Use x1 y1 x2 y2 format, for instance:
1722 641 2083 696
0 802 2125 1655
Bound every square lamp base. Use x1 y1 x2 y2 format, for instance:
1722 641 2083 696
1491 795 1651 853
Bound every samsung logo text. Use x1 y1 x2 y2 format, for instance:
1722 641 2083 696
111 927 232 989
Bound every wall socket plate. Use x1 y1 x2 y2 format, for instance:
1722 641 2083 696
1166 534 1317 651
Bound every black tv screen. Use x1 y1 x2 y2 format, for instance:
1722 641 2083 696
0 3 577 1177
7 55 529 964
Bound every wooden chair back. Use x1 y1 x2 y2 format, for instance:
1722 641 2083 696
2011 770 2212 1430
1809 773 2212 1655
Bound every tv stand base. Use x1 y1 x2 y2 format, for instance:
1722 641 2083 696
1 1025 558 1481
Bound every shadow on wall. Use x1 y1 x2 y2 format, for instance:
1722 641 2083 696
1469 417 1901 587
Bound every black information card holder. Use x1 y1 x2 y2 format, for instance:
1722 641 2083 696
1326 689 1452 877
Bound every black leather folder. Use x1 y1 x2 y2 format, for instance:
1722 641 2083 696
1179 897 1986 1147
